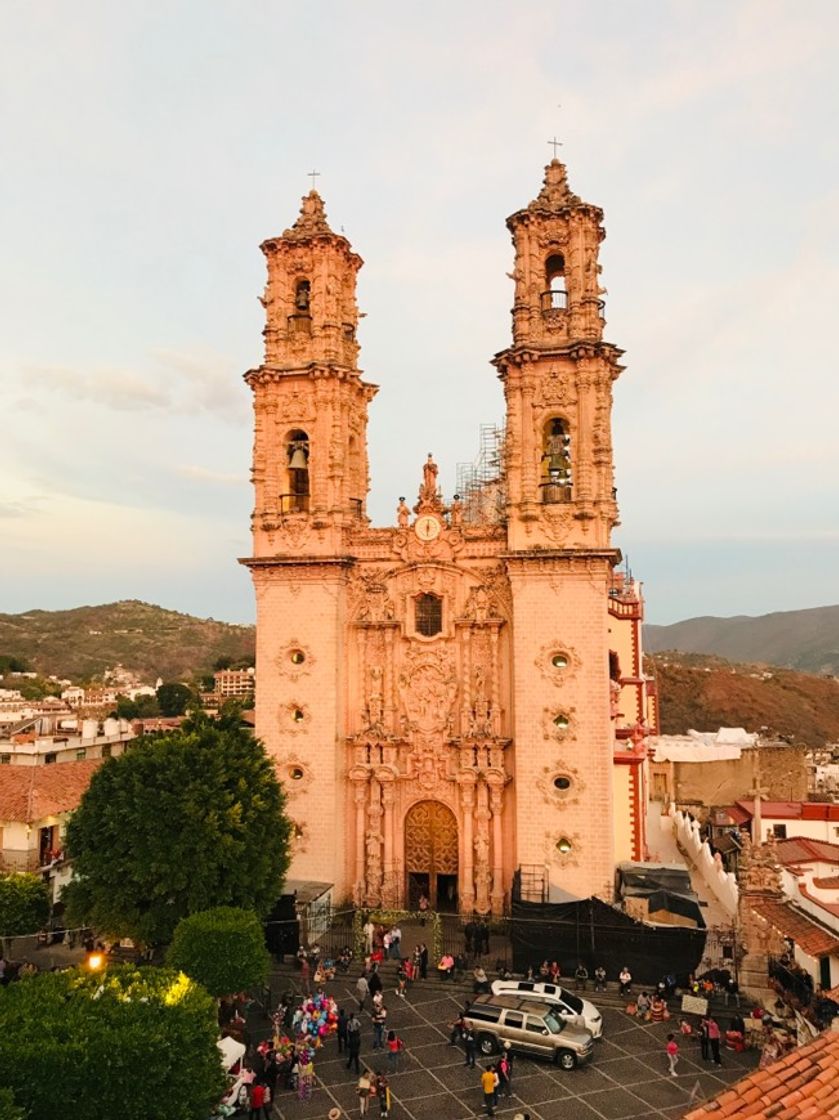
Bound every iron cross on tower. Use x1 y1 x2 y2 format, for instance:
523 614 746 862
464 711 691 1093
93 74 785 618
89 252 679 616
307 170 321 190
547 137 563 158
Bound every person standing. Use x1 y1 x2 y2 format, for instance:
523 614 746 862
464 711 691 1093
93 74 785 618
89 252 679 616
481 1066 498 1116
346 1012 362 1073
375 1071 391 1118
708 1016 722 1066
300 955 311 996
502 1042 514 1094
372 1004 388 1050
418 892 430 925
390 925 402 960
356 973 370 1011
666 1033 679 1077
357 1069 373 1116
619 966 632 996
248 1081 271 1119
363 918 375 955
337 1007 348 1053
369 966 383 1001
496 1053 511 1099
699 1016 710 1062
387 1030 404 1071
463 1026 477 1068
419 942 429 980
725 976 740 1007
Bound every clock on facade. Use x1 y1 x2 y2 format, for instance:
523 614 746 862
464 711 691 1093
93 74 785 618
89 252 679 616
414 514 441 541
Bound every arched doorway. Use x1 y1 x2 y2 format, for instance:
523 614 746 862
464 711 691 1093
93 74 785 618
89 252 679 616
404 800 459 912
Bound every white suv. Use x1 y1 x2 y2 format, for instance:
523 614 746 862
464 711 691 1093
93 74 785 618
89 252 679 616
490 979 603 1038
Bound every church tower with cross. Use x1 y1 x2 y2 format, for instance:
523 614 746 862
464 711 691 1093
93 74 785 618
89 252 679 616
242 160 652 914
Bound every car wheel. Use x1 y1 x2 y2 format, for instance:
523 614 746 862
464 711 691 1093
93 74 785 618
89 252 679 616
556 1049 577 1070
477 1033 498 1056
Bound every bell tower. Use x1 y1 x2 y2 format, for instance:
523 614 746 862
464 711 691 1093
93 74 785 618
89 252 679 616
499 160 623 902
494 159 623 551
245 189 377 559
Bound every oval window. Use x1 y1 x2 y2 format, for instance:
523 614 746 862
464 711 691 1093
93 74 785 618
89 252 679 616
289 766 305 781
292 708 305 723
551 653 568 670
553 775 572 792
556 837 573 854
553 713 570 730
290 649 306 665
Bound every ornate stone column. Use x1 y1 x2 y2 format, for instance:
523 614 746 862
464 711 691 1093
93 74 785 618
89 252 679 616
380 774 397 907
366 778 383 905
474 781 492 914
458 773 477 913
489 782 505 915
352 777 368 902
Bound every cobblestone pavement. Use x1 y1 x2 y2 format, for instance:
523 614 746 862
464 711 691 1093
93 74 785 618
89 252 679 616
261 972 758 1120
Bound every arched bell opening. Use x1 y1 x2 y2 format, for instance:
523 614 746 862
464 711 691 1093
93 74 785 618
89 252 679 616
540 417 572 503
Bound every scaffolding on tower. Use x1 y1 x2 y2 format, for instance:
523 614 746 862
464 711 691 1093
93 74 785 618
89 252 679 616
455 422 506 526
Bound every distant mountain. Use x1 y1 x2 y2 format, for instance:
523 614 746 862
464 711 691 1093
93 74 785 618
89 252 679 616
0 601 255 683
645 605 839 676
650 652 839 745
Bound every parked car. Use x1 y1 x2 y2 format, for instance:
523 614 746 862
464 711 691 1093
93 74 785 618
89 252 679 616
490 979 603 1038
463 994 594 1069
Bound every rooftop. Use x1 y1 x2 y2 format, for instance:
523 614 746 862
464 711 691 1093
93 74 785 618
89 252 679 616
729 800 839 823
749 897 839 958
0 759 102 824
683 1027 839 1120
776 837 839 867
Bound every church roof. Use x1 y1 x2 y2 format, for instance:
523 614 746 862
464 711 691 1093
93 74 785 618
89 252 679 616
507 159 602 228
683 1028 839 1120
749 897 839 958
281 190 335 241
776 837 839 867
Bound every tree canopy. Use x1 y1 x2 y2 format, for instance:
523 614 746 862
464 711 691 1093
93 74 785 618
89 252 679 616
167 906 269 997
155 682 196 716
0 1087 25 1120
0 965 225 1120
0 872 50 947
64 713 292 945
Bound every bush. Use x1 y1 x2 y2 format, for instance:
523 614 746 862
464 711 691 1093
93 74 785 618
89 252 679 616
167 907 269 997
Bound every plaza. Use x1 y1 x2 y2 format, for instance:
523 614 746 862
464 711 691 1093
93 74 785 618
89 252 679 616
259 966 758 1120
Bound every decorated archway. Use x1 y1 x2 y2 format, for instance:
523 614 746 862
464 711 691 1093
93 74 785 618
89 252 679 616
404 800 459 912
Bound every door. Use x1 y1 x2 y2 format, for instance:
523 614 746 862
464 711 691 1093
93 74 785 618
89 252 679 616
404 801 459 911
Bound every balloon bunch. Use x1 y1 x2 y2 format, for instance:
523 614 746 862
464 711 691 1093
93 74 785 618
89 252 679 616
294 992 339 1046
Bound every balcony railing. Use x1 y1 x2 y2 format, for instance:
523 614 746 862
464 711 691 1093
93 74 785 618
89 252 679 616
277 493 309 514
540 480 572 504
540 289 567 312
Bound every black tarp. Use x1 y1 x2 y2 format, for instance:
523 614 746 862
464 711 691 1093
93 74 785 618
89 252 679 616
510 895 707 986
645 889 704 925
616 862 694 895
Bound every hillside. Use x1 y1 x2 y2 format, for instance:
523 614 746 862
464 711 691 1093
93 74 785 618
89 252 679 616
645 604 839 675
651 652 839 745
0 601 255 683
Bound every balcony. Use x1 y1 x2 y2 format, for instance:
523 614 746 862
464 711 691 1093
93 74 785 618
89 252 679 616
278 493 309 515
540 480 572 504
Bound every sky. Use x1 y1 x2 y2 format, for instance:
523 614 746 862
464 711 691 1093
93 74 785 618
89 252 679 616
2 0 838 626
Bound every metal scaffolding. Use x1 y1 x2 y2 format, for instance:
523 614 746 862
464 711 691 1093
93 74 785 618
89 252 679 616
455 422 506 526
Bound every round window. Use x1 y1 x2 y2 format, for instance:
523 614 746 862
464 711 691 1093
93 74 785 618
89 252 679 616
553 713 570 730
289 766 305 781
290 649 306 665
292 708 305 723
551 653 568 670
556 837 573 854
553 775 572 791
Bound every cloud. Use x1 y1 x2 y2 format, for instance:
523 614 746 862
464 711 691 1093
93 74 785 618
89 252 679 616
28 363 170 411
176 464 246 485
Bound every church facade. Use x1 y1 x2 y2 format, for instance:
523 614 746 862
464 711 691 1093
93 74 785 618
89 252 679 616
242 160 650 914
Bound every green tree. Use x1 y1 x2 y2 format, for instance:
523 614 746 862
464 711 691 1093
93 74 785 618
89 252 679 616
113 693 160 720
167 906 269 997
64 714 291 946
0 873 49 952
156 682 196 716
0 965 225 1120
0 1087 26 1120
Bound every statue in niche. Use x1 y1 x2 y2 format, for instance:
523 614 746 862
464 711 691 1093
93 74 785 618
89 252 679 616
365 665 385 736
365 829 383 897
474 823 492 913
469 665 493 738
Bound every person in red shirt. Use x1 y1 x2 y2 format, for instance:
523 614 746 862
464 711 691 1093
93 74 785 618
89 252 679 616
665 1034 679 1077
248 1081 271 1119
707 1017 722 1066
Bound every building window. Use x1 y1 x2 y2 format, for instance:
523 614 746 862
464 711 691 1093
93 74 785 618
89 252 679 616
543 254 567 310
101 744 112 759
290 649 306 665
76 749 86 761
551 652 569 670
292 708 305 724
553 713 570 731
289 766 305 781
44 752 56 765
556 837 573 854
553 775 572 791
283 429 310 513
772 824 787 839
415 594 443 637
0 753 10 765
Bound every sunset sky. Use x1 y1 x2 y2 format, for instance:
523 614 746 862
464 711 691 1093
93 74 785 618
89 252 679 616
2 0 837 624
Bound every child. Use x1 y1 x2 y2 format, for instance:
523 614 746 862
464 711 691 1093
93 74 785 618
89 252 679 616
666 1033 679 1078
386 1029 404 1070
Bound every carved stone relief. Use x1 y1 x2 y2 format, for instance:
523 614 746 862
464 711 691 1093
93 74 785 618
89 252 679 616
275 639 315 683
535 642 581 687
398 646 458 736
535 757 586 808
542 706 577 743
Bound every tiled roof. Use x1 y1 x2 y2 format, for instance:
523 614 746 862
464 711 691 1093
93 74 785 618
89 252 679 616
733 800 839 823
798 884 839 921
683 1028 839 1119
0 760 101 824
812 876 839 890
776 837 839 867
750 898 839 958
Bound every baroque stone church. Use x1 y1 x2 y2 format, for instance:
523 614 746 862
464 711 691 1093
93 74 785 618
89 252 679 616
242 159 653 915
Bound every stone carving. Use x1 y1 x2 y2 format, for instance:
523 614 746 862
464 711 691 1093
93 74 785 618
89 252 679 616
362 664 386 738
467 665 494 738
352 572 396 623
365 828 383 900
738 833 783 896
396 497 410 528
282 190 334 240
534 642 580 686
474 812 492 913
276 752 314 796
398 647 457 735
529 159 582 213
275 639 315 683
421 454 439 503
536 757 585 807
542 706 576 742
546 830 582 869
449 494 463 527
